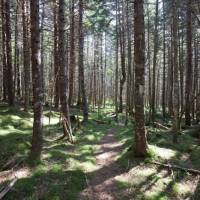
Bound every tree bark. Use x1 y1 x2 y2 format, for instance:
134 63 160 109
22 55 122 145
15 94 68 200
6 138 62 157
162 0 166 118
185 0 193 126
172 0 179 143
1 0 7 101
53 0 59 108
151 0 159 122
69 0 75 106
5 0 14 105
30 0 43 160
134 0 148 157
23 0 31 111
78 0 89 122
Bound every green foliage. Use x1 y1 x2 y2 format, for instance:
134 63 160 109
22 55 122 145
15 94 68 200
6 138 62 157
85 0 112 34
0 105 114 199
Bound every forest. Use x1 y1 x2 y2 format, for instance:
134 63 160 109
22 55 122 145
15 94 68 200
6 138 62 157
0 0 200 199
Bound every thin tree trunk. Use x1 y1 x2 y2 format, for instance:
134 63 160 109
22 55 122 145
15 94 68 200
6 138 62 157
115 0 119 121
151 0 159 122
172 0 179 143
40 1 45 102
5 0 14 105
162 0 166 118
118 0 126 113
69 0 75 106
1 0 7 101
185 0 193 126
14 3 20 99
54 1 59 108
78 0 89 122
23 0 31 111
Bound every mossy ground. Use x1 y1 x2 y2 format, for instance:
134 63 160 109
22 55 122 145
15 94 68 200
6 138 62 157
0 104 200 200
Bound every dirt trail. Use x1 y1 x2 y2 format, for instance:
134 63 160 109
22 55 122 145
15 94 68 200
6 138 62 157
80 128 126 200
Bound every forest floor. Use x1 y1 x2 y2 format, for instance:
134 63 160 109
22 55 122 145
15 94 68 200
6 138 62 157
0 104 200 200
80 128 125 200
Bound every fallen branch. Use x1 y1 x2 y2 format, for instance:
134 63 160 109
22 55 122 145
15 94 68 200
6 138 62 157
151 161 200 175
0 177 18 199
153 122 169 130
93 119 109 124
0 170 12 178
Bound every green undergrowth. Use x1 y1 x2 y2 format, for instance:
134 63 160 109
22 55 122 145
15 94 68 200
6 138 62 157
113 112 200 200
0 104 112 200
1 104 200 200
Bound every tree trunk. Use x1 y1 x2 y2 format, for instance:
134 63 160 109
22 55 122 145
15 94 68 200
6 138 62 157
172 0 179 143
40 1 45 102
134 0 148 157
30 0 43 160
5 0 14 105
69 0 75 106
151 0 159 122
14 3 20 99
118 0 126 113
1 0 7 101
115 0 119 121
162 0 166 118
185 0 193 126
23 0 31 111
53 1 59 108
78 0 89 122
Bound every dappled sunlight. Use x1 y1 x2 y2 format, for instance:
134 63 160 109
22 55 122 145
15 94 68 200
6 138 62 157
1 104 200 199
149 145 177 160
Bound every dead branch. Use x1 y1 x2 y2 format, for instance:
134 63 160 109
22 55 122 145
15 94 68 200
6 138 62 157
151 161 200 175
0 170 12 178
0 177 18 199
59 113 74 144
93 119 109 124
153 122 169 130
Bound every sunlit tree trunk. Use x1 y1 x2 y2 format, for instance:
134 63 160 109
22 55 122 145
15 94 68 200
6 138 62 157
134 0 148 156
30 0 43 160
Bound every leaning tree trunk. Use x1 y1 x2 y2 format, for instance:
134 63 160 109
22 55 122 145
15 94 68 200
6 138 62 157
78 0 89 122
134 0 148 157
30 0 43 160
